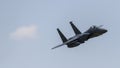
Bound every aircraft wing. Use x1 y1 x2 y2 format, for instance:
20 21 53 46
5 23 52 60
51 36 78 49
52 33 90 49
51 43 65 49
65 33 90 43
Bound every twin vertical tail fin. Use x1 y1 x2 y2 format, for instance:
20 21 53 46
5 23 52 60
57 28 67 43
57 22 81 43
51 28 67 49
52 22 81 49
70 21 81 35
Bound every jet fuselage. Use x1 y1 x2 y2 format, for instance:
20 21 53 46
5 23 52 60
67 26 107 48
51 22 107 49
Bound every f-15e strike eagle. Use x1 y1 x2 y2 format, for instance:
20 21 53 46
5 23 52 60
52 21 107 49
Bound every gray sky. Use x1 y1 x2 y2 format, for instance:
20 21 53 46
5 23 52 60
0 0 120 68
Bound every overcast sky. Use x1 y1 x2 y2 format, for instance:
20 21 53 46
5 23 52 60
0 0 120 68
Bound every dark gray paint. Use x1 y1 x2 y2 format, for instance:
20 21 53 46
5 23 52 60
52 22 107 49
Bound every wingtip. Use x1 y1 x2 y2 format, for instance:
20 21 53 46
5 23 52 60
51 47 56 50
57 28 59 30
51 48 54 50
70 21 73 24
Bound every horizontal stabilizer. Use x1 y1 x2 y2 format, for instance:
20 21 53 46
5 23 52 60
70 21 81 35
57 28 67 42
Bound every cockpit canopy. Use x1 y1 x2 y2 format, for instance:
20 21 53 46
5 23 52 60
85 25 106 33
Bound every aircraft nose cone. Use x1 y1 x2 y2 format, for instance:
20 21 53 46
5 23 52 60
103 29 107 33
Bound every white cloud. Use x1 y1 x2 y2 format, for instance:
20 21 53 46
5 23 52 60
10 25 38 40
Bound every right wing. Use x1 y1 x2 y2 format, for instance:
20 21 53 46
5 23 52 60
52 33 90 49
51 35 79 49
51 43 65 49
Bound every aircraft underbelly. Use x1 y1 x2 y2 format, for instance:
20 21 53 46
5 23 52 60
67 41 80 48
67 43 80 48
89 33 101 38
67 34 90 48
78 35 88 42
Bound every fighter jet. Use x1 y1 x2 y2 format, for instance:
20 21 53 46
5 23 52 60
52 21 107 49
